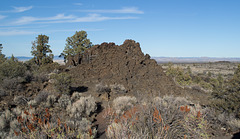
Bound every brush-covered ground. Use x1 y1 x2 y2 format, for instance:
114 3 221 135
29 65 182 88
0 52 240 138
161 62 239 79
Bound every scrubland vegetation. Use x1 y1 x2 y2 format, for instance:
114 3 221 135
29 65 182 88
0 31 240 138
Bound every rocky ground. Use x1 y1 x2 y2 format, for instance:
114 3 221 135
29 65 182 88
0 40 239 138
69 40 185 99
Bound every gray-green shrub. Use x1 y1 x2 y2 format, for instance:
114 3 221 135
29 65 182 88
58 94 71 109
112 96 137 115
67 95 97 119
53 72 72 95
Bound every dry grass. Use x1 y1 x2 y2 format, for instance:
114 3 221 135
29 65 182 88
67 95 97 118
12 107 96 138
112 96 137 115
106 96 211 139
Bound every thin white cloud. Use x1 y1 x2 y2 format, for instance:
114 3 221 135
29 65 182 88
13 14 76 25
45 14 76 20
0 15 7 20
12 6 33 13
45 28 104 33
0 28 103 36
0 6 33 13
71 14 138 22
14 17 37 25
0 30 38 36
74 3 83 6
79 7 144 14
0 25 49 30
11 14 138 25
44 14 138 23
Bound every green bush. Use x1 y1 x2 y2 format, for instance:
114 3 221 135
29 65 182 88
211 64 240 118
0 57 26 79
0 46 6 64
24 58 39 72
24 60 60 83
165 64 223 91
1 78 23 96
0 57 27 95
0 54 6 64
53 72 72 95
38 62 60 73
199 80 212 90
166 64 192 86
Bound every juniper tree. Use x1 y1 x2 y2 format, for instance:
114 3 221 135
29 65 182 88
0 44 2 54
0 44 6 64
31 35 53 65
61 31 92 62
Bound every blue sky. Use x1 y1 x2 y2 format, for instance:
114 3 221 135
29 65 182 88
0 0 239 57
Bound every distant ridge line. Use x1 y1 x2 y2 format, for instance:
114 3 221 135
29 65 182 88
7 56 64 61
7 56 240 63
152 57 240 63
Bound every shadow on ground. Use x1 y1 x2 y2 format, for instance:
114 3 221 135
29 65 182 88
70 86 88 95
232 132 240 139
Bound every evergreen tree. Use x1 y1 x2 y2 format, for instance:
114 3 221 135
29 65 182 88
61 31 92 62
0 44 2 54
0 44 6 64
31 35 53 65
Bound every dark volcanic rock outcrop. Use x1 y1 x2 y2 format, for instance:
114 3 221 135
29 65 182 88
69 40 182 96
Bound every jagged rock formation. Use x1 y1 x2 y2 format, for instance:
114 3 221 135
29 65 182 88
69 40 182 96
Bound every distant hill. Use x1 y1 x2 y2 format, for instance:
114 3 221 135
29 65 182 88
9 56 240 64
9 56 64 61
152 57 240 63
13 56 32 61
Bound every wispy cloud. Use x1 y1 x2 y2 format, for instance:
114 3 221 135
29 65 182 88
46 14 76 20
13 14 76 25
11 14 138 25
79 7 144 14
45 28 104 33
0 15 7 20
0 28 103 36
0 6 33 13
12 6 33 13
44 14 138 23
14 17 37 25
0 25 49 30
0 30 38 36
74 3 83 6
71 14 139 22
